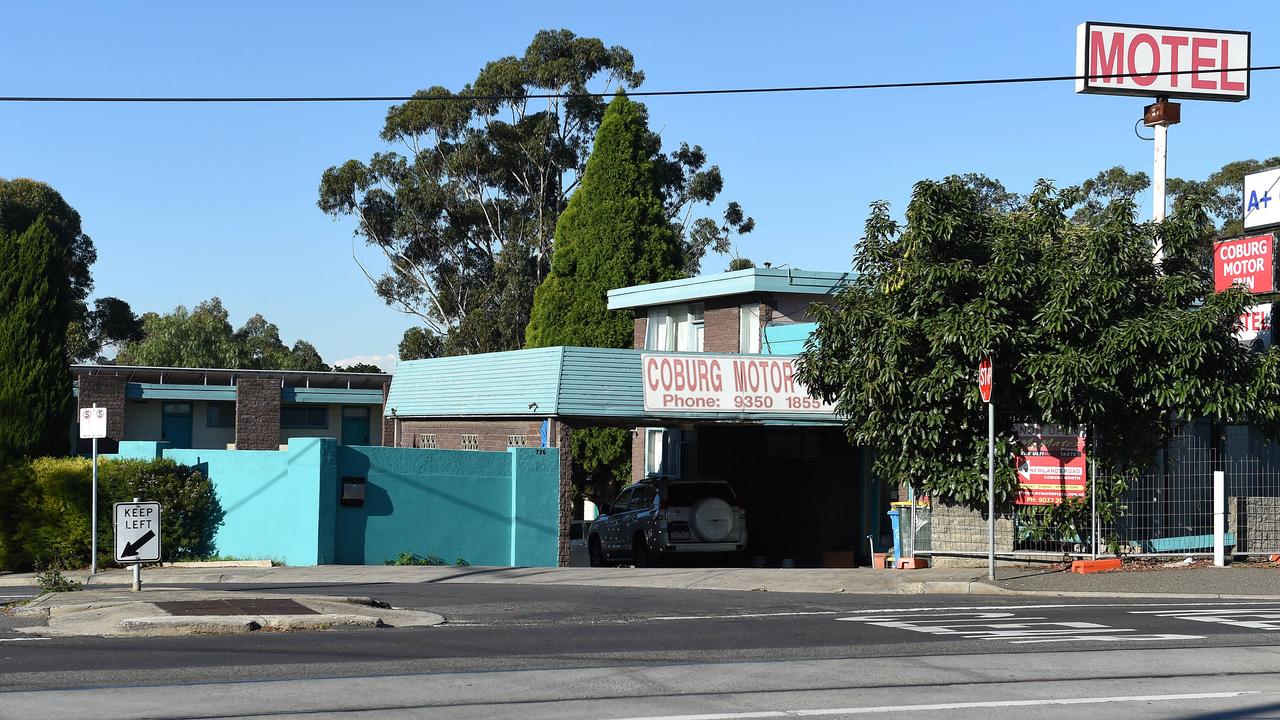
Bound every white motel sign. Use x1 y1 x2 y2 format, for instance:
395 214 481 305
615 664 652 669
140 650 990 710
114 501 162 563
1075 22 1250 101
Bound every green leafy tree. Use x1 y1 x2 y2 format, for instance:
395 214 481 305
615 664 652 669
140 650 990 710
1168 157 1280 236
399 327 443 361
66 297 144 363
319 29 750 356
333 362 386 374
796 177 1280 513
0 219 73 462
525 93 688 502
116 299 329 370
0 179 95 314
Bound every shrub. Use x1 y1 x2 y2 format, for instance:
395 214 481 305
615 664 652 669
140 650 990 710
0 456 224 571
99 458 224 563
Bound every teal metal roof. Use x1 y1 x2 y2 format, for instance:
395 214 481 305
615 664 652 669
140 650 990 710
386 347 843 426
606 268 852 310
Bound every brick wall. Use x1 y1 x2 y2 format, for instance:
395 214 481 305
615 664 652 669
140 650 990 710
235 376 282 450
556 419 573 567
633 313 647 349
77 374 127 452
397 419 546 450
381 382 394 447
631 430 645 481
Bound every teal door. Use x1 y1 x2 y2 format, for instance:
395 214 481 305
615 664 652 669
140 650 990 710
341 407 371 446
161 403 193 449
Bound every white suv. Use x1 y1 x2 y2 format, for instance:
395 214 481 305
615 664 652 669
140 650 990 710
587 478 747 567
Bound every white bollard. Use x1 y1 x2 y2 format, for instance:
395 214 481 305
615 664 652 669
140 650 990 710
1213 470 1226 567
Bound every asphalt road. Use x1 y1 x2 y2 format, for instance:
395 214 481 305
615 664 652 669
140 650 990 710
3 582 1280 719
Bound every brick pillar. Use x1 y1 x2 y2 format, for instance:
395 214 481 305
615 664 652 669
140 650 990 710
631 428 645 481
633 313 647 349
381 381 395 447
235 376 281 450
77 374 126 453
555 420 573 567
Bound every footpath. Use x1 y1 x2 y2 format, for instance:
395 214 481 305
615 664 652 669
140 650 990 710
2 561 1277 638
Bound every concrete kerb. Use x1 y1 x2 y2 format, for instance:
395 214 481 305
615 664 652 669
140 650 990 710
4 565 1278 601
9 589 444 638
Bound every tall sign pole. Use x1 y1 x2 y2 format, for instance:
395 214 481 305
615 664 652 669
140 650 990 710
79 405 107 576
1075 22 1249 252
978 358 995 581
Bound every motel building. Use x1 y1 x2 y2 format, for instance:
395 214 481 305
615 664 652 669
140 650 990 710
72 365 391 453
384 268 896 568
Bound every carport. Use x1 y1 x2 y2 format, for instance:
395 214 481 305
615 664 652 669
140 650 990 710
385 347 886 567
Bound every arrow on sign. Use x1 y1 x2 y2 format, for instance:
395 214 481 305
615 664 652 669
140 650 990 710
122 531 156 557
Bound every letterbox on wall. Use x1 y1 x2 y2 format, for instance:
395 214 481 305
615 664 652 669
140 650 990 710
341 477 366 507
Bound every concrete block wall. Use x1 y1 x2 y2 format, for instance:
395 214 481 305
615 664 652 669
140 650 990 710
115 439 562 567
234 377 281 450
925 502 1015 556
1229 496 1280 553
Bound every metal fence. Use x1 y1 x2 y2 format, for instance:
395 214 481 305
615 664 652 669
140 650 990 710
910 423 1280 561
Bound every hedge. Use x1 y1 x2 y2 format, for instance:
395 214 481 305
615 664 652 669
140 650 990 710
0 456 224 570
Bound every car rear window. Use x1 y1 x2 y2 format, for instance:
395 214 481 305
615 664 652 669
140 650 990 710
665 482 736 506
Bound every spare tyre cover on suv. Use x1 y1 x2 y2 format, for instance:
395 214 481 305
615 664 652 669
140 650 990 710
689 497 734 542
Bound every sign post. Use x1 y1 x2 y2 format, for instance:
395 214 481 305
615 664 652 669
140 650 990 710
78 405 107 576
1075 22 1250 246
978 357 995 581
114 499 161 592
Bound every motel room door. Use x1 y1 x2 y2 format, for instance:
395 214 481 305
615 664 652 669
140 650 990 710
161 402 193 449
342 407 371 446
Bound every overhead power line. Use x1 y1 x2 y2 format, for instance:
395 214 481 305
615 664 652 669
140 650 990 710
0 65 1275 103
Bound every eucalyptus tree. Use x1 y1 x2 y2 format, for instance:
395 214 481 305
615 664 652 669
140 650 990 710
319 29 750 355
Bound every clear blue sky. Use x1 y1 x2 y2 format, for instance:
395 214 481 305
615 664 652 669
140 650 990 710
3 2 1275 370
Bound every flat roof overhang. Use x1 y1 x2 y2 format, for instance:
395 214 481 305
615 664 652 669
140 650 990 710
606 268 852 311
385 347 845 427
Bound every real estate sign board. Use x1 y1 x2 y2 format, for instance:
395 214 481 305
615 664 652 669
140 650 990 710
1075 22 1250 101
1014 428 1087 506
642 353 836 414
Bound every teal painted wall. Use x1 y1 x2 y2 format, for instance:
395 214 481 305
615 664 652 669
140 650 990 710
333 446 560 567
763 322 817 355
116 440 561 567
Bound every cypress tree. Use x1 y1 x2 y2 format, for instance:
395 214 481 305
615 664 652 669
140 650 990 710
525 93 685 347
525 93 687 507
0 218 72 462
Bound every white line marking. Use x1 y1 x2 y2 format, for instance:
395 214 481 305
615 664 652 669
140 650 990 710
652 611 840 621
0 637 49 642
609 691 1262 720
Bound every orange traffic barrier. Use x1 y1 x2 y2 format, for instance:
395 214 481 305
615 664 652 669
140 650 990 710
1070 558 1123 574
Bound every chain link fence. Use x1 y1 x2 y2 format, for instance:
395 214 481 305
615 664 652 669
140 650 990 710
909 422 1280 561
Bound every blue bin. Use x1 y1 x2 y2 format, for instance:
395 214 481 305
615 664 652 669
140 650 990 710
887 509 902 562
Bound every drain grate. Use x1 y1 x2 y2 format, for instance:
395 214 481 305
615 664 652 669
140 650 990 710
154 599 318 616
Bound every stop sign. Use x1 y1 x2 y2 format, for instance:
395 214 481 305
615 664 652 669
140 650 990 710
978 357 993 403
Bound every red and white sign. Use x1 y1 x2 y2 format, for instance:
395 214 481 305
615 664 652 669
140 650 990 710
1214 234 1274 293
977 358 992 403
642 353 835 414
1075 22 1250 101
1015 430 1087 506
1237 303 1273 349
